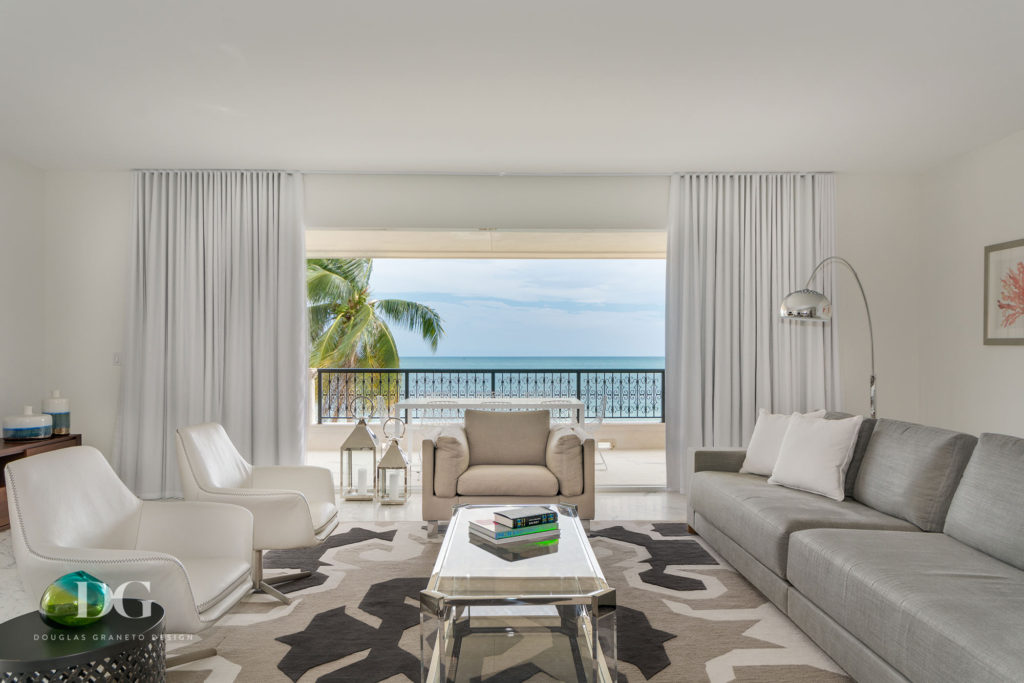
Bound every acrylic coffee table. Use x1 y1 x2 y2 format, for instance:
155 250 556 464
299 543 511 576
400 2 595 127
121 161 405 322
420 503 616 682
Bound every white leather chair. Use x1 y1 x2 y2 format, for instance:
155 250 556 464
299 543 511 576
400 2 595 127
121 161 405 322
5 446 253 635
176 423 339 604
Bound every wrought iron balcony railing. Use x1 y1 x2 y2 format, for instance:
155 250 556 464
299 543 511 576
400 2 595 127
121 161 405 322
315 368 665 423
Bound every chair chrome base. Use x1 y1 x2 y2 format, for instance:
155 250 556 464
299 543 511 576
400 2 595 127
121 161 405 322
252 550 311 604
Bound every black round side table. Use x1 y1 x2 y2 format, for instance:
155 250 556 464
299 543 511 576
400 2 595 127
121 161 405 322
0 599 165 682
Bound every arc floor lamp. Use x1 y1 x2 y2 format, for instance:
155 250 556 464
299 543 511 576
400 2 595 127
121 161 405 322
779 256 877 419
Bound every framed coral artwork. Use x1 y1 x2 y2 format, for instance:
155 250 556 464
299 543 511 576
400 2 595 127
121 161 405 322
984 238 1024 345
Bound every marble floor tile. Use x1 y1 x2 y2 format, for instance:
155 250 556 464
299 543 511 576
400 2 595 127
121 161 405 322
0 531 33 622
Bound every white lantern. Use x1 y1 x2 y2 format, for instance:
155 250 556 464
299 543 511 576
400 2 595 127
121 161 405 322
340 397 379 501
376 417 410 505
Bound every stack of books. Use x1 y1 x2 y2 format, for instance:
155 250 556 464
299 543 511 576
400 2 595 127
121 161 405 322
468 506 559 545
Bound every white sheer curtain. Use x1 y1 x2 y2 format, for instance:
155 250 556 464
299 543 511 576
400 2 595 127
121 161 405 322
114 171 308 498
665 173 839 492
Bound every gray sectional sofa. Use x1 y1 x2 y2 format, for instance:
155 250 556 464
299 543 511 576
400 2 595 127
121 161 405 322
689 416 1024 683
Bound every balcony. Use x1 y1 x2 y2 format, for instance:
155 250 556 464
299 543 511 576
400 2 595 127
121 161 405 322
308 367 666 489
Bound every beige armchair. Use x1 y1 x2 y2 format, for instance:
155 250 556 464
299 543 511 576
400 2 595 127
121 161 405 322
422 410 595 532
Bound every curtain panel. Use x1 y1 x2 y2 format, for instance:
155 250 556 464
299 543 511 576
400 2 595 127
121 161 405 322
665 173 839 492
114 171 307 498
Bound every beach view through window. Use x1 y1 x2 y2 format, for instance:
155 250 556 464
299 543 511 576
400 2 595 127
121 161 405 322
372 258 665 367
308 257 667 487
381 258 666 487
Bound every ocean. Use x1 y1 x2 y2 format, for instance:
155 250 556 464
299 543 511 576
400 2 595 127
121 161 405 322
399 356 665 370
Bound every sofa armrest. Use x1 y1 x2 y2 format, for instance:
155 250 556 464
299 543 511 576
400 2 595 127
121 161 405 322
685 447 745 528
689 447 746 474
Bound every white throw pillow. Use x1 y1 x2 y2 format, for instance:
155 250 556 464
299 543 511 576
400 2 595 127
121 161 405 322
740 409 826 476
768 412 864 501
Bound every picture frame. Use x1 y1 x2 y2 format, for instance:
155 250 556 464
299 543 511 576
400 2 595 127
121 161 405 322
983 238 1024 345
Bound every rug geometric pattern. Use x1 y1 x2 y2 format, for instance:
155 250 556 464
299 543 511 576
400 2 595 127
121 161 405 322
165 522 850 682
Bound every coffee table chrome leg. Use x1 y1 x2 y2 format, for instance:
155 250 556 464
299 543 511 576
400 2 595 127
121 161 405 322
581 519 591 533
427 521 439 538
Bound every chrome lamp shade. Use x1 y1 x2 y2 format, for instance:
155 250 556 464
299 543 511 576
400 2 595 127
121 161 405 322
779 256 877 419
779 288 833 321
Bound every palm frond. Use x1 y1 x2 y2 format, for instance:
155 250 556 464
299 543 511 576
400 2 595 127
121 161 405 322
307 302 338 343
309 305 375 368
358 320 400 368
374 298 446 351
306 260 361 306
307 258 445 367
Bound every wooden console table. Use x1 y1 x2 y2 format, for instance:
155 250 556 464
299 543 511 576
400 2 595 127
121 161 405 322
0 433 82 531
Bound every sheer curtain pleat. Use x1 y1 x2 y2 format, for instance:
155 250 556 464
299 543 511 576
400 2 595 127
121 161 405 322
665 173 838 491
114 171 307 498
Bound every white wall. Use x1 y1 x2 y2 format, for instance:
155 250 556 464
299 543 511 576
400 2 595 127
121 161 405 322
916 130 1024 437
834 174 924 422
305 174 670 230
0 156 46 419
42 172 132 456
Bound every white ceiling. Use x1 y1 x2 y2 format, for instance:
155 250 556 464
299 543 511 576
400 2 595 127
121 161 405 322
2 0 1024 173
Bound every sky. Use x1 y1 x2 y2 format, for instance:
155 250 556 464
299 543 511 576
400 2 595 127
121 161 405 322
369 259 665 357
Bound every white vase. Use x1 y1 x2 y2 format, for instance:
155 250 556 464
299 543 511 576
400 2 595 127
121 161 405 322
3 406 53 440
42 390 70 435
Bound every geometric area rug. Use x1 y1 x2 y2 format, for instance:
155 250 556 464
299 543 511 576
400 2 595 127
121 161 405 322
166 522 850 682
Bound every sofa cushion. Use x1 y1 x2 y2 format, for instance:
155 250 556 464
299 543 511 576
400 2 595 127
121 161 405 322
853 418 976 531
464 410 550 466
788 528 1024 683
690 471 916 577
433 426 470 498
545 428 583 496
456 465 559 496
944 432 1024 571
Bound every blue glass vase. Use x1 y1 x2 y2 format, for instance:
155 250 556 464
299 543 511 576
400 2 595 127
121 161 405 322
39 571 112 627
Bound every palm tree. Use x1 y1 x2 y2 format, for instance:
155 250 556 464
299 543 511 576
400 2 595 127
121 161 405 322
306 258 444 368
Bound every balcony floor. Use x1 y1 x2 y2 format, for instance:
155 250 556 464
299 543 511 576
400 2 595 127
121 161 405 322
307 446 667 493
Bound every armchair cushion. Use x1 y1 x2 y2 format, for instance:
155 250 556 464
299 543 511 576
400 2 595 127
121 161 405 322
465 409 550 466
433 426 470 497
456 465 559 496
546 428 584 496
